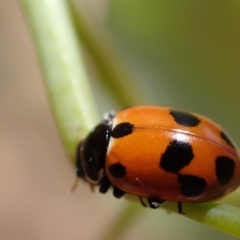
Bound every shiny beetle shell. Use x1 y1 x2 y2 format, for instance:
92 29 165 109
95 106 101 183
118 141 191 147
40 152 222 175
105 106 240 202
76 106 240 211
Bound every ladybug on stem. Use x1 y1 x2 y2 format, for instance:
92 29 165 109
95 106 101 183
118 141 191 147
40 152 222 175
75 106 240 213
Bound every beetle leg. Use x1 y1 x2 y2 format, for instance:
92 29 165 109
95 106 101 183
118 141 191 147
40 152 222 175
139 197 147 207
113 186 126 198
178 202 185 214
99 174 111 194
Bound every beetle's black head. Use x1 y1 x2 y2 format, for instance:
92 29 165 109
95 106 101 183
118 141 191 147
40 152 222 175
76 123 111 184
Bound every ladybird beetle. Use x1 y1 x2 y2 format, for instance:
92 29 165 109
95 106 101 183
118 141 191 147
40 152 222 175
75 106 240 213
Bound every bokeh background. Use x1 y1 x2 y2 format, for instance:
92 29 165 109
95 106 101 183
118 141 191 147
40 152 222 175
1 0 240 239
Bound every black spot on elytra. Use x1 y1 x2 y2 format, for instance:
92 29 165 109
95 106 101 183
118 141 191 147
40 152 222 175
111 122 134 138
160 140 194 173
178 174 206 197
108 163 126 178
170 110 201 127
220 131 236 149
216 156 235 184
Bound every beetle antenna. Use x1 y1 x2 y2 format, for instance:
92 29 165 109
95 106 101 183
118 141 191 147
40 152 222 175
70 176 79 193
88 182 95 192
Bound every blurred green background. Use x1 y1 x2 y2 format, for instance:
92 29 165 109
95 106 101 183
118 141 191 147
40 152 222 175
105 0 240 146
1 0 240 239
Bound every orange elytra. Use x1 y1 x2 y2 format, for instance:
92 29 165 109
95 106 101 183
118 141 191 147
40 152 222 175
75 106 240 213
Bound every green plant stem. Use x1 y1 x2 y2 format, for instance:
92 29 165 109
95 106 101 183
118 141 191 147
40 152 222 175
126 195 240 238
100 203 143 240
181 202 240 237
20 1 240 239
69 0 145 107
20 0 99 161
